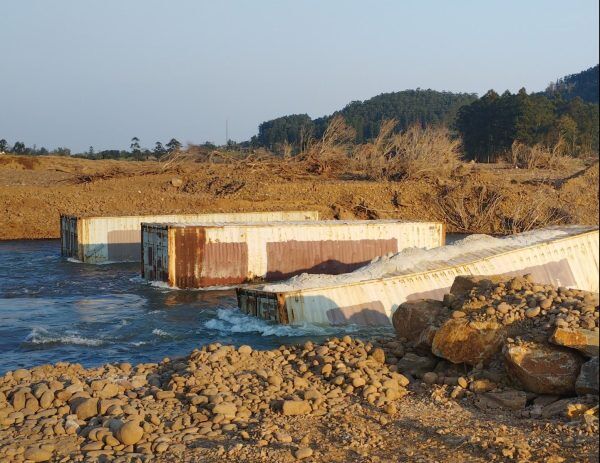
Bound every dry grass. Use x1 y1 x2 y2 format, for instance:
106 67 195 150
505 138 579 170
429 186 504 233
353 121 463 180
499 192 572 234
293 115 356 177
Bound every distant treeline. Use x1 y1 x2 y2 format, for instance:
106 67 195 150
0 137 188 160
253 89 477 149
254 65 599 160
545 65 599 103
457 89 598 161
2 66 598 163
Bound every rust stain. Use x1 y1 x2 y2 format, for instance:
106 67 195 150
199 241 249 286
277 293 289 324
265 238 397 280
173 227 205 289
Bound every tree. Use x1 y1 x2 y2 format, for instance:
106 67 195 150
255 90 477 150
130 137 143 160
153 141 165 156
165 138 182 153
457 88 598 160
88 146 95 157
53 147 71 156
12 141 26 154
0 139 7 152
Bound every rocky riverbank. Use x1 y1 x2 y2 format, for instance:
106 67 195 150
0 276 598 463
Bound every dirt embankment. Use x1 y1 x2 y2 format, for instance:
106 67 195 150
0 155 598 240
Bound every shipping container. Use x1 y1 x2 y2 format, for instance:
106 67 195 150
60 211 319 264
237 226 599 326
142 220 445 288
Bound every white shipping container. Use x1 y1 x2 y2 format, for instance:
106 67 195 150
60 211 319 263
141 220 445 288
237 226 599 326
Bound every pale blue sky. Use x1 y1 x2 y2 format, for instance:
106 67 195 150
1 0 598 152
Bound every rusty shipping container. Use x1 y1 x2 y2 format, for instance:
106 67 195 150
236 226 599 326
60 211 319 264
141 220 445 288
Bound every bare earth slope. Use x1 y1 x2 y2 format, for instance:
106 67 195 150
0 155 598 240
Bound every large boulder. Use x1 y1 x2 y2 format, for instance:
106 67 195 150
576 356 599 396
503 342 584 395
431 318 505 365
549 327 599 357
392 300 446 342
474 389 527 411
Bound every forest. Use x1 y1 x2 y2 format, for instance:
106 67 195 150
1 65 598 162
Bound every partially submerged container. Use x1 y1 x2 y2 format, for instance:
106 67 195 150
236 226 599 326
141 220 445 288
60 211 319 264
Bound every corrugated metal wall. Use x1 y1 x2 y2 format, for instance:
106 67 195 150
238 228 599 326
61 211 319 263
148 220 444 288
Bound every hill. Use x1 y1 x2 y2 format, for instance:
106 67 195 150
254 90 477 150
545 65 599 104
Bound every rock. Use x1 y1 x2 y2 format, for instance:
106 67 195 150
450 275 509 298
97 383 119 399
13 369 31 382
170 177 183 187
503 342 584 395
432 318 504 365
116 420 144 445
275 431 292 443
39 390 54 409
24 447 52 462
73 398 99 420
549 327 599 357
396 353 437 378
497 302 512 314
213 402 237 418
155 390 175 400
422 372 438 385
470 379 496 393
475 390 527 411
282 400 311 416
541 398 581 418
392 300 445 342
576 357 599 396
525 306 541 318
370 348 385 364
415 325 438 351
11 390 26 411
295 447 313 460
238 345 252 355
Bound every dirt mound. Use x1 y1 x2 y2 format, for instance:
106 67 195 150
0 155 598 240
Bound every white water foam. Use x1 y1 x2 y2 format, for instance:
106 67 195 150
262 226 592 292
145 279 239 292
152 328 170 337
24 327 104 346
66 257 83 264
204 308 362 337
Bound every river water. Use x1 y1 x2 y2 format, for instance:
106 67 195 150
0 240 393 374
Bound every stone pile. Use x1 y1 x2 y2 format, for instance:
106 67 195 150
0 336 410 462
393 274 599 399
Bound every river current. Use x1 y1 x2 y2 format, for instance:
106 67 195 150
0 240 393 374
